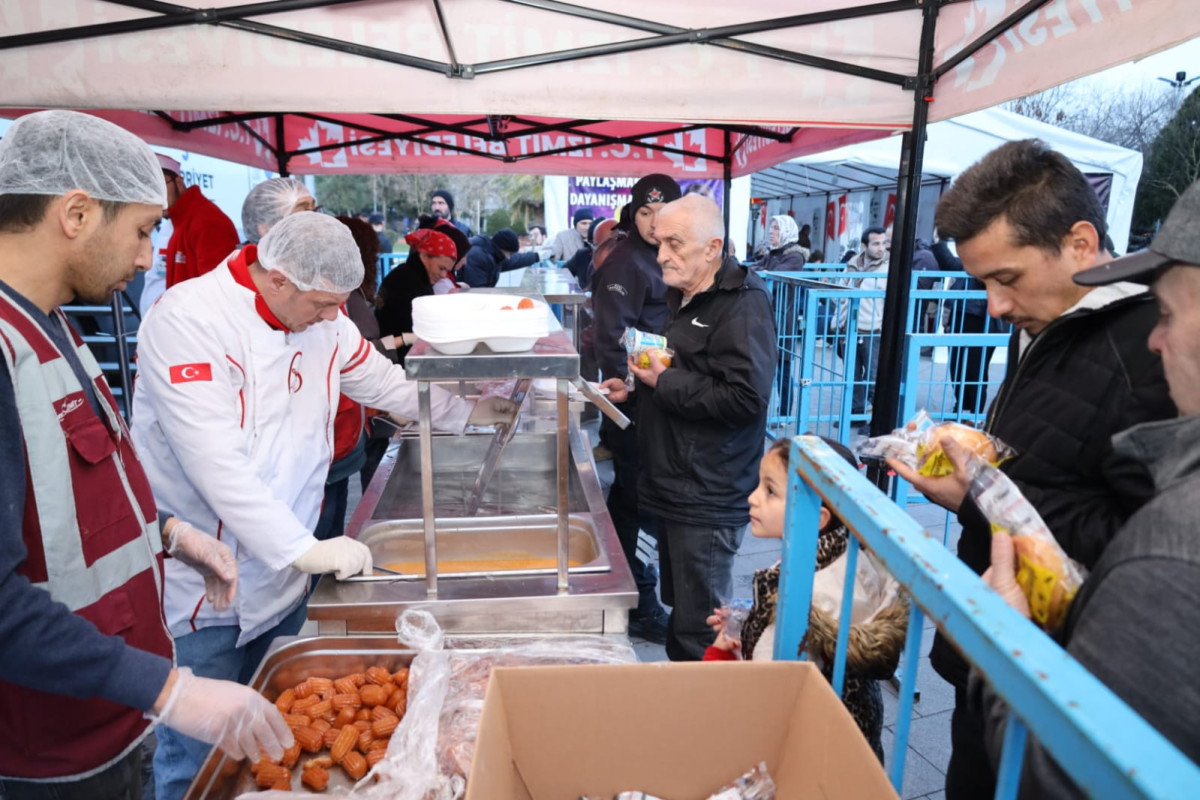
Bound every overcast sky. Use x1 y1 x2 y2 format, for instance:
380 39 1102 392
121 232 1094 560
1077 35 1200 94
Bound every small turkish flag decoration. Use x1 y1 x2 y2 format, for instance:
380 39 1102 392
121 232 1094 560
169 363 213 384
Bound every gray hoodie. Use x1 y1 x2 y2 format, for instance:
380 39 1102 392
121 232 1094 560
978 412 1200 797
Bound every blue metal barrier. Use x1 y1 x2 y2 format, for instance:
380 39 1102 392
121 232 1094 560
763 269 1009 451
774 435 1200 799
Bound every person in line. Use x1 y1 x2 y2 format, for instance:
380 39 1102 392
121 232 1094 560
836 226 889 422
377 227 460 362
158 153 239 290
563 215 607 290
888 139 1176 800
430 188 471 236
131 213 516 799
757 214 809 419
975 176 1200 795
524 223 551 259
704 437 907 762
604 194 777 661
551 207 594 263
0 110 291 799
459 228 539 288
755 215 809 272
368 212 392 253
591 174 682 643
797 223 813 251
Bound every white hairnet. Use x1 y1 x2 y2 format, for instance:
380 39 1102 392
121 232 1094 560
0 110 166 207
257 212 363 294
241 177 312 243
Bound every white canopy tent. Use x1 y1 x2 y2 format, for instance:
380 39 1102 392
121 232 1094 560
752 107 1144 255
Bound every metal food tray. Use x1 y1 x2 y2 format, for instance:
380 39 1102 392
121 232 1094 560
348 513 610 582
184 637 416 799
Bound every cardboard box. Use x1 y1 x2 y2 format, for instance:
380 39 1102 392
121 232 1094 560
467 661 898 799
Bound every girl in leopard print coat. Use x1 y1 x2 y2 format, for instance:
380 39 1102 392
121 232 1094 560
704 437 909 763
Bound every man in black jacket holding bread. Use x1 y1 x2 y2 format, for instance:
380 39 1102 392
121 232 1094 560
890 139 1177 800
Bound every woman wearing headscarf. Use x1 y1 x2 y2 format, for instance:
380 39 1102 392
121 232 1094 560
376 225 461 364
756 214 809 271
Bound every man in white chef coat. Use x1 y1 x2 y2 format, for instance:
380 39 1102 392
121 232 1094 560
132 211 514 799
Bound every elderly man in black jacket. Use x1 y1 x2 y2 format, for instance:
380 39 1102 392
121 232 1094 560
889 139 1176 800
604 194 777 661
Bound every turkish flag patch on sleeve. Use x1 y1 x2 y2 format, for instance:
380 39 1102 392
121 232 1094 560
169 363 213 384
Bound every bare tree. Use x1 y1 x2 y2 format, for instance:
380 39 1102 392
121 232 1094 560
1006 83 1174 157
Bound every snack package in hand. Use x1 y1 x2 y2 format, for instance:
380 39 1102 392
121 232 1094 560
621 327 673 370
964 459 1086 630
857 409 1014 477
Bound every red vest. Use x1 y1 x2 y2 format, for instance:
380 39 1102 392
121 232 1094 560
0 295 174 780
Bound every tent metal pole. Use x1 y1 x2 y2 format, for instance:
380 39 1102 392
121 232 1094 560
723 131 733 238
275 114 290 176
110 290 134 422
867 0 940 486
0 0 359 50
429 0 461 74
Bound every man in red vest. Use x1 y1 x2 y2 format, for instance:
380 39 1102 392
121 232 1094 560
0 110 291 798
158 153 240 289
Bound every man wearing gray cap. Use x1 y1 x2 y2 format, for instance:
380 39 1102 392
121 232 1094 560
132 211 515 798
978 177 1200 796
0 110 291 798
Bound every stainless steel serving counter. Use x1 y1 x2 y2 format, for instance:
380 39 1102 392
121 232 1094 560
308 324 636 637
307 423 636 636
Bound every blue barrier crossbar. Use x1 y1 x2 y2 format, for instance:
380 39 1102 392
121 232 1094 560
779 435 1200 800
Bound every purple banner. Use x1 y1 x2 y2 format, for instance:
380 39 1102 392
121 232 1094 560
567 176 724 226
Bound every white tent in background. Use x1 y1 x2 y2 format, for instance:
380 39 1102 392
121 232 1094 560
753 107 1143 255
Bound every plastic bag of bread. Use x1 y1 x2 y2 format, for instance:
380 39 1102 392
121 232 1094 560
964 459 1086 630
357 610 637 800
858 409 1014 477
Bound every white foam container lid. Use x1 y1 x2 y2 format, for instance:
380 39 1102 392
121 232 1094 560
412 293 552 354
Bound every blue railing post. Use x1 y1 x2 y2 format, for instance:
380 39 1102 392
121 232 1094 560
831 534 859 697
890 602 925 791
772 437 823 663
779 434 1200 800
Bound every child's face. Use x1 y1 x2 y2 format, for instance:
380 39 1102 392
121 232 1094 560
748 451 788 539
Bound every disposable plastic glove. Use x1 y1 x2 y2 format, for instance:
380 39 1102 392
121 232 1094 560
290 537 373 580
152 667 293 762
167 520 238 612
467 396 519 427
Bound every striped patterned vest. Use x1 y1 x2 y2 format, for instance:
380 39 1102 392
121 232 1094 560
0 294 173 780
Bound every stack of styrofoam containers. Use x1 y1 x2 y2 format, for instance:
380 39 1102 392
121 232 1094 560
411 293 551 355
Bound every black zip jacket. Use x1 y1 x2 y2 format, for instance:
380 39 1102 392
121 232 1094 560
590 232 669 380
636 257 777 527
932 290 1176 687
